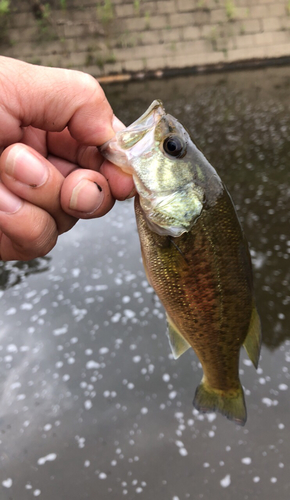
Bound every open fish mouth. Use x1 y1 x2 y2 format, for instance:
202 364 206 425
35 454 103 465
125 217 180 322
99 100 165 174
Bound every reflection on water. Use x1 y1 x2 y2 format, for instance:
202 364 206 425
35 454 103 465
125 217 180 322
0 66 290 500
106 68 290 349
0 257 51 291
2 67 289 348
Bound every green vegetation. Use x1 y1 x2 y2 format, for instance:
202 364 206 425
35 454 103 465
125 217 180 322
0 0 10 45
0 0 9 16
134 0 140 13
287 0 290 15
207 26 218 51
225 0 235 20
144 10 150 29
30 57 42 65
85 45 116 69
116 32 138 48
40 2 51 21
95 52 116 68
36 3 51 32
32 2 60 43
96 0 114 25
85 51 94 67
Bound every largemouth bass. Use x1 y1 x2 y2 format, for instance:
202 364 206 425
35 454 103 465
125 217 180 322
100 100 261 425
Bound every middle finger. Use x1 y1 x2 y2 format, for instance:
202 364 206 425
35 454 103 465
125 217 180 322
0 143 77 234
47 129 104 170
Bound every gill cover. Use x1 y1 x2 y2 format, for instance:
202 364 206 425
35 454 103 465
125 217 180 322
100 100 205 237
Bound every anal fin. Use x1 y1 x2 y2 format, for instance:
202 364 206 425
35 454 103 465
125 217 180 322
243 304 262 369
166 315 191 359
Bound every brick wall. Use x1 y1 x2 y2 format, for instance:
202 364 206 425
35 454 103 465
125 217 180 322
1 0 290 79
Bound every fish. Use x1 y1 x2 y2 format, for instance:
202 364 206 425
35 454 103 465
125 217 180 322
100 100 261 425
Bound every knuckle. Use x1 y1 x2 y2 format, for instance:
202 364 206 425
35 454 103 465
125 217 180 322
78 71 98 92
77 72 104 104
78 72 112 115
23 213 58 256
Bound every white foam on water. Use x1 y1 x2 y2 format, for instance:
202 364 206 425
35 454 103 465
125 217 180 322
2 478 12 488
220 474 231 488
37 453 57 465
278 383 288 391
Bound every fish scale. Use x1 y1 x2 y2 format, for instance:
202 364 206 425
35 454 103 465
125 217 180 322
135 191 252 387
100 100 262 425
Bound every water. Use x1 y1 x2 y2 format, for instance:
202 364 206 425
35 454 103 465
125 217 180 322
0 66 290 499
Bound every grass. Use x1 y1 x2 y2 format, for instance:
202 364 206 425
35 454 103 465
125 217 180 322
96 0 114 25
0 0 9 16
225 0 235 20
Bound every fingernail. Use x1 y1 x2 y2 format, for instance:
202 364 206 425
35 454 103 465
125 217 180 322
5 146 48 187
0 183 23 213
126 187 137 199
69 179 104 213
112 115 125 132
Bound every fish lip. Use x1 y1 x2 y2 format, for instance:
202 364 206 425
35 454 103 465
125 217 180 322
99 100 166 173
127 99 165 130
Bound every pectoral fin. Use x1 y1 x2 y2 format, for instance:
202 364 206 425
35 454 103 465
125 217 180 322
166 315 191 359
243 304 262 369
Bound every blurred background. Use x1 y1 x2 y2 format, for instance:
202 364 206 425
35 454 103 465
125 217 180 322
1 0 290 80
1 1 290 500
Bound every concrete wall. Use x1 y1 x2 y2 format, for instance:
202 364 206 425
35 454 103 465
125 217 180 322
1 0 290 79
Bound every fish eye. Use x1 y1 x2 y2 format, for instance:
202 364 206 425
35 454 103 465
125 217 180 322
163 135 186 158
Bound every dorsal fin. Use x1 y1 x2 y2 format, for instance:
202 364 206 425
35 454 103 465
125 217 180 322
166 315 191 359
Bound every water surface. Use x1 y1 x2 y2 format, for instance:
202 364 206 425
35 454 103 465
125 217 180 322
0 66 290 499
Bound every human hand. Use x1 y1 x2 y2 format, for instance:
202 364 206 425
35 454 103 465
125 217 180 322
0 56 135 261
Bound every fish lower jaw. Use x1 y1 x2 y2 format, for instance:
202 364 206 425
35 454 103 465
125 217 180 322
139 200 188 236
145 217 187 237
138 195 192 237
99 141 133 175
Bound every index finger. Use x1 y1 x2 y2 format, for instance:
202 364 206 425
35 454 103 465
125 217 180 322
0 56 114 147
46 114 126 169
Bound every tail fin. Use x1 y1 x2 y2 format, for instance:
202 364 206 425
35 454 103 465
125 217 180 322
193 378 247 426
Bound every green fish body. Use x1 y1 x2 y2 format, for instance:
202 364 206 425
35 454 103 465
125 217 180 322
100 100 261 425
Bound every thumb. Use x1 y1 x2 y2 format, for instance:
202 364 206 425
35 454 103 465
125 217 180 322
0 56 115 147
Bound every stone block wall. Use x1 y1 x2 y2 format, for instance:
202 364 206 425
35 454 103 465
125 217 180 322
1 0 290 79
